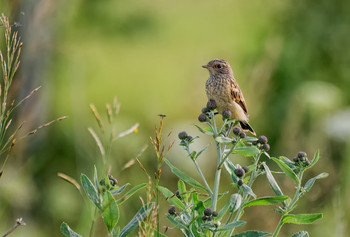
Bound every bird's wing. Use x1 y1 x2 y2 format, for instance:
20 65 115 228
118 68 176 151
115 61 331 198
230 79 248 114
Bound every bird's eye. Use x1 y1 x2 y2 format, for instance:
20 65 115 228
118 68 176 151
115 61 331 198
217 64 222 69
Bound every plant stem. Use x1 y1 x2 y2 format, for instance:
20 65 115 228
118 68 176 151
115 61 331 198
211 112 222 211
89 207 98 237
194 159 213 195
272 217 284 237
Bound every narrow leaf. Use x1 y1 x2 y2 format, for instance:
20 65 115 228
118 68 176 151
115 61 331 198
178 180 188 203
217 203 230 220
111 183 130 195
158 185 185 209
291 231 309 237
164 159 208 192
194 124 213 135
243 196 288 208
216 221 246 231
229 193 242 212
304 172 328 192
242 184 256 199
94 165 99 190
231 230 271 237
60 223 82 237
195 145 208 159
272 157 300 184
167 215 188 230
282 213 323 224
102 191 119 232
81 174 100 209
305 150 320 170
117 183 147 205
262 162 283 196
233 146 260 157
118 203 154 237
215 136 234 144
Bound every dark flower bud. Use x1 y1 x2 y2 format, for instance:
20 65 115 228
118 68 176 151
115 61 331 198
187 136 193 141
239 132 246 138
175 190 182 200
252 140 258 145
299 156 305 161
206 99 217 110
298 151 307 158
263 144 270 151
222 110 231 120
212 211 218 217
178 131 188 140
207 216 212 221
234 168 245 177
99 179 105 186
201 107 209 113
204 208 212 216
198 113 209 122
237 179 243 186
232 127 241 135
304 160 310 166
293 168 298 174
168 206 176 215
293 157 299 162
242 166 249 173
258 135 268 144
201 215 207 221
108 174 118 186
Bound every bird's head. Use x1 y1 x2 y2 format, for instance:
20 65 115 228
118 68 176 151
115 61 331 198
202 59 233 76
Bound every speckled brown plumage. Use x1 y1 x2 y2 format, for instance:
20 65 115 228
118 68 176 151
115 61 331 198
203 59 255 135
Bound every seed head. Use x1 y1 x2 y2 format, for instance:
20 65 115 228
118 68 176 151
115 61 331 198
204 208 212 216
239 132 246 138
168 206 176 215
201 107 209 113
198 113 209 122
258 135 268 144
242 166 249 173
298 151 307 158
201 215 207 221
252 140 258 145
237 179 244 186
222 110 231 120
178 131 188 140
206 99 217 110
234 168 245 177
212 211 218 217
232 127 241 135
263 144 270 151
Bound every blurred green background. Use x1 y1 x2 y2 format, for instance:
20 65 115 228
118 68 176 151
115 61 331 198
1 0 349 236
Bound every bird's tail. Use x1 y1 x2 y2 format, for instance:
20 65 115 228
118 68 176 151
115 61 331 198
239 121 256 136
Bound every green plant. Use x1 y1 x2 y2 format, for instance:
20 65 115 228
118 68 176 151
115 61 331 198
59 99 152 237
161 101 328 237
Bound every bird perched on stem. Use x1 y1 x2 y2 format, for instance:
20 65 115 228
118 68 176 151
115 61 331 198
203 59 256 135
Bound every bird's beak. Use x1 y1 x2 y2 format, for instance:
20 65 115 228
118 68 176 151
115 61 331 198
202 64 209 69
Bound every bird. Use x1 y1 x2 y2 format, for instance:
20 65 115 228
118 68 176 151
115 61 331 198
202 59 256 135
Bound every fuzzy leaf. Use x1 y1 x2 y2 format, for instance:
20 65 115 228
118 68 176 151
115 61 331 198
262 162 284 196
229 193 242 212
233 146 260 157
304 150 320 170
217 203 230 220
167 215 188 230
216 221 246 231
282 213 323 224
81 174 100 209
240 137 258 142
242 184 256 198
291 231 309 237
272 157 300 184
194 124 213 135
118 203 154 237
231 230 271 237
111 183 130 195
102 191 119 232
158 185 186 210
304 172 328 192
215 136 234 144
60 223 82 237
164 159 208 192
243 196 288 208
117 183 147 205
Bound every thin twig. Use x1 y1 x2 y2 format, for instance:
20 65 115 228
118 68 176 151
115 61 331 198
2 218 26 237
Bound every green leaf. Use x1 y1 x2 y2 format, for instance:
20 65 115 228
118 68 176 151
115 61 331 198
217 203 230 220
305 150 320 170
60 223 82 237
242 184 256 199
195 145 208 159
280 156 296 168
111 183 130 195
243 196 288 208
117 183 147 205
102 191 119 233
229 193 242 212
233 146 260 157
167 215 188 230
272 157 300 184
118 202 154 237
81 174 100 209
262 162 284 196
158 185 186 210
291 231 309 237
240 137 258 142
194 124 214 135
94 165 99 190
216 221 246 231
215 136 234 144
164 159 208 192
178 180 188 202
153 230 167 237
304 172 328 192
192 192 199 205
231 230 271 237
282 213 323 224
